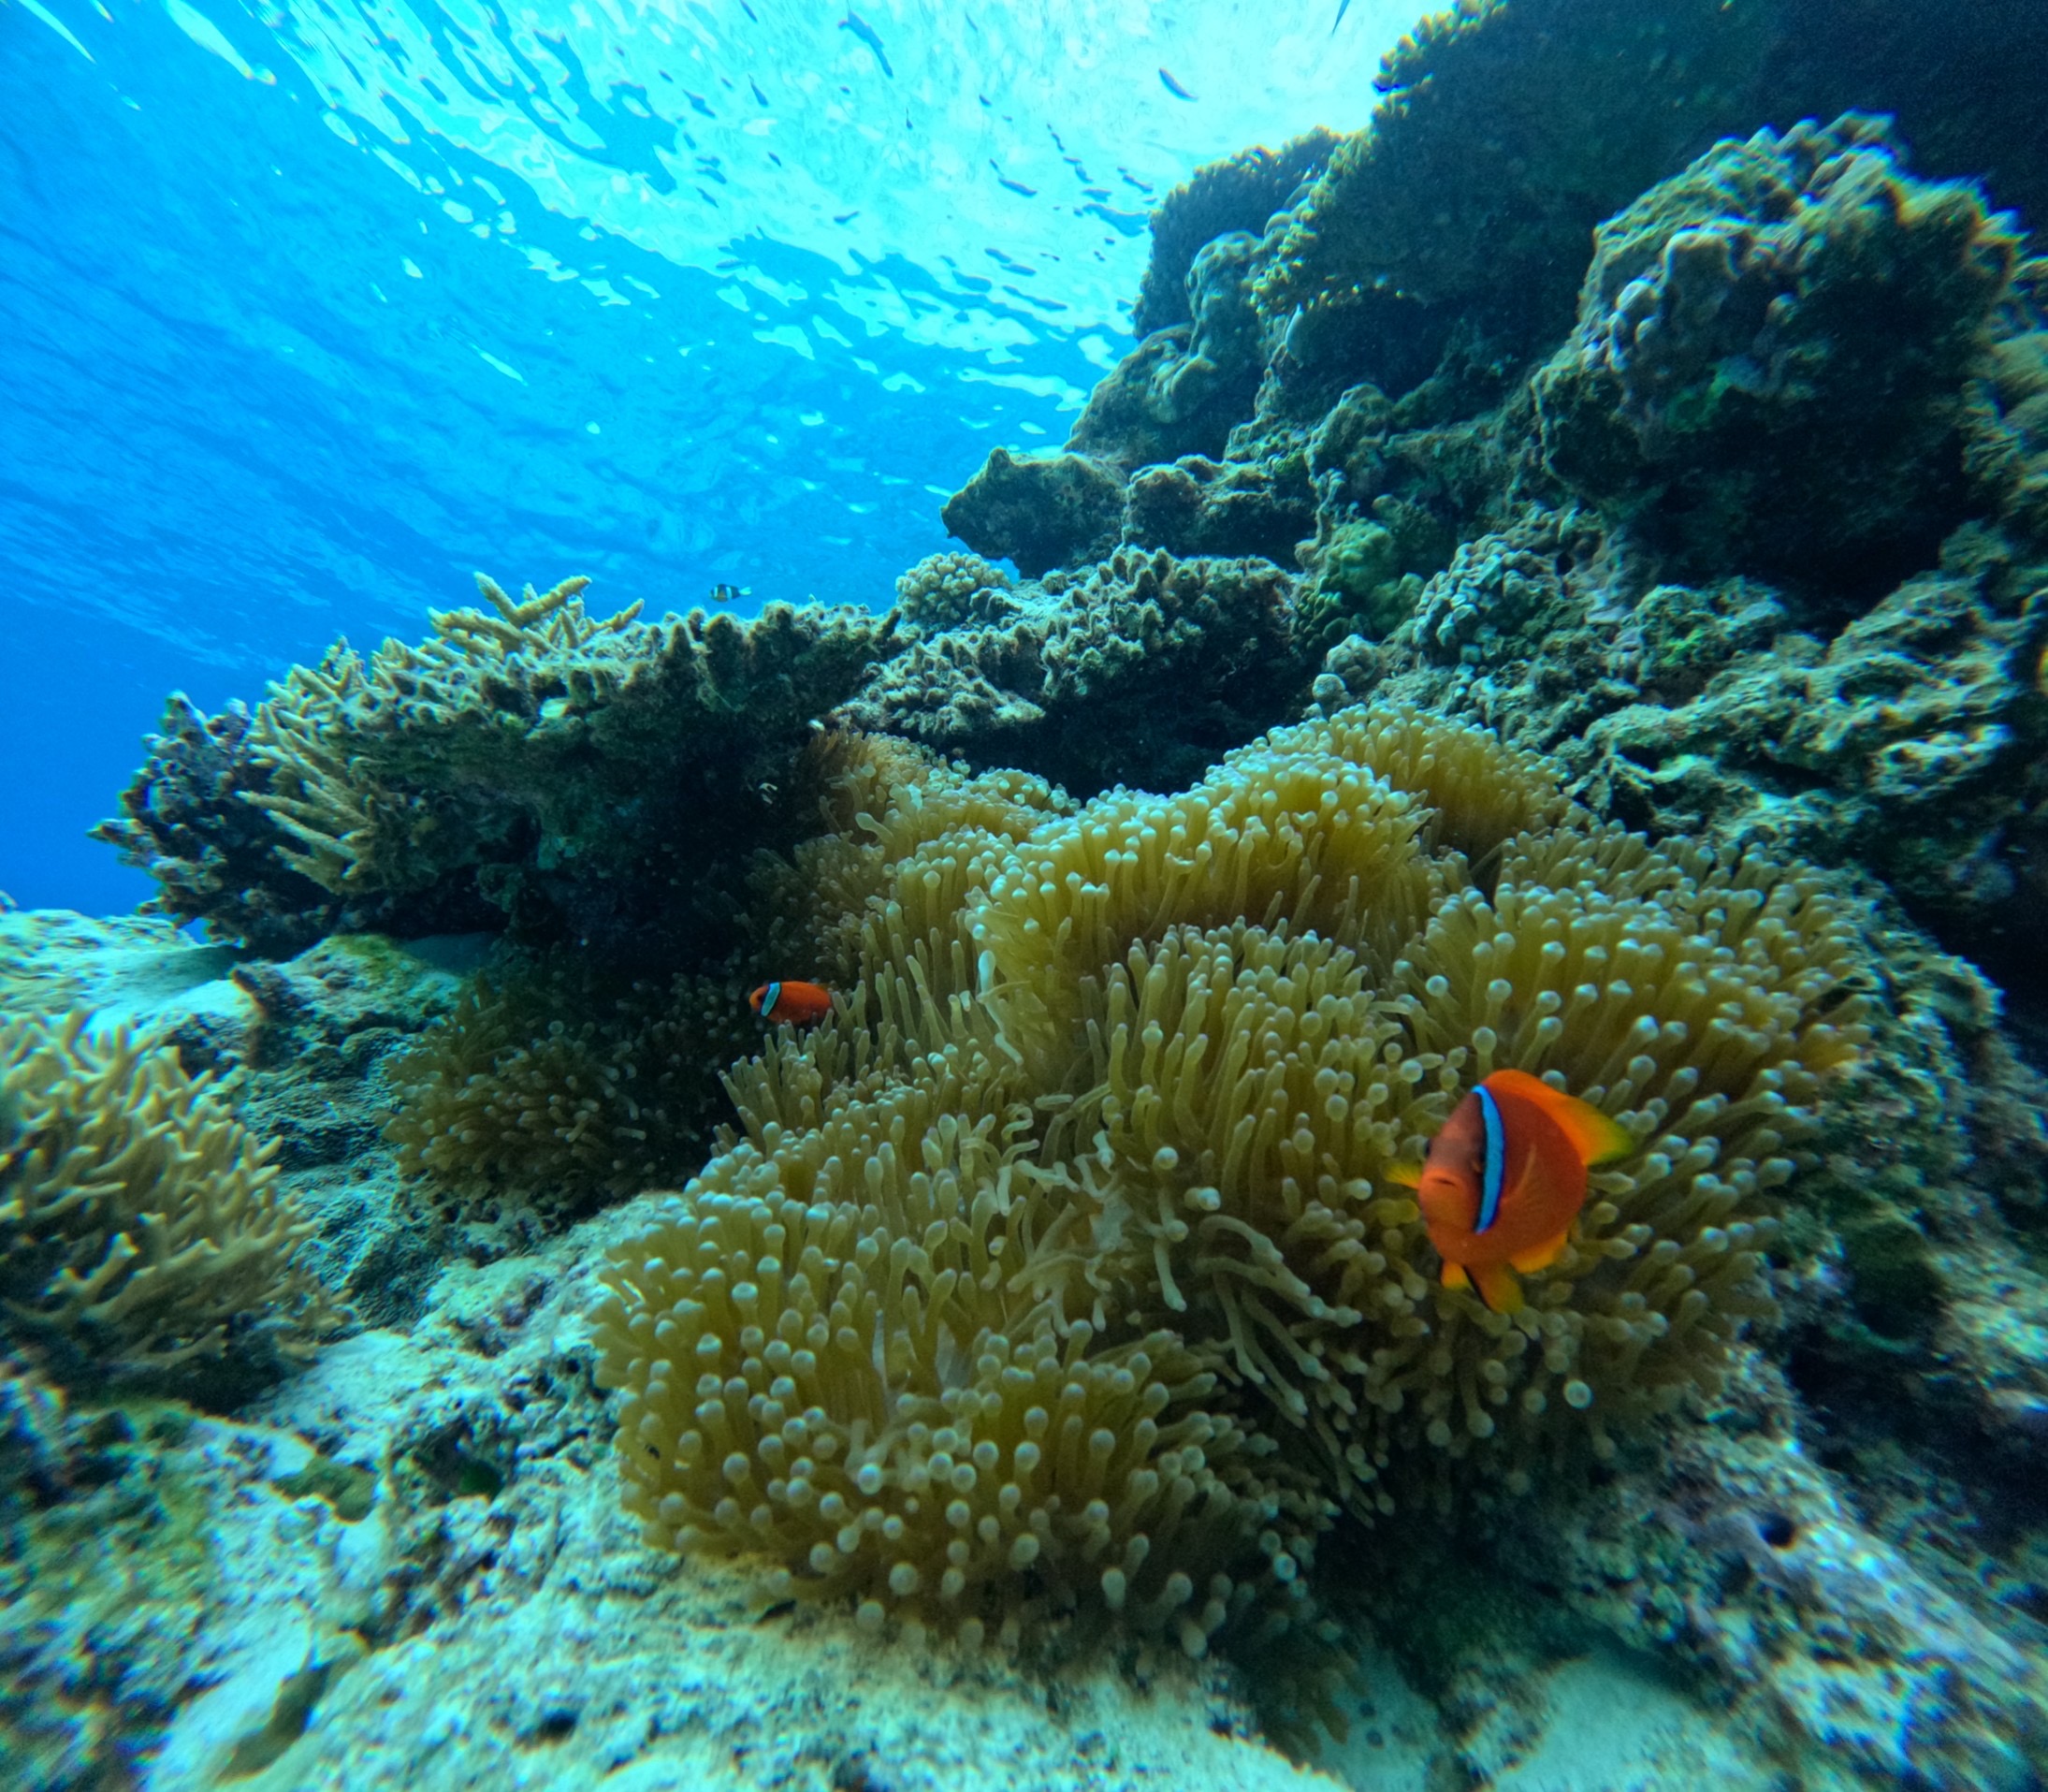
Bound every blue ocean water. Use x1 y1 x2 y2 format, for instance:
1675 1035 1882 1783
0 0 1404 915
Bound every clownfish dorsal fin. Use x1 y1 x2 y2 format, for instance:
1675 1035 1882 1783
1385 1158 1424 1189
1470 1262 1525 1314
1509 1229 1572 1275
1483 1069 1633 1166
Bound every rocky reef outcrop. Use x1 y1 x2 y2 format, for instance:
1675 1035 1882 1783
28 2 2048 1785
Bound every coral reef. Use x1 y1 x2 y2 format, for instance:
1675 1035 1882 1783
0 1215 1365 1792
1256 0 1775 367
1966 264 2048 538
1252 0 2046 387
54 7 2048 1779
1132 132 1338 340
1503 1347 2048 1789
1121 453 1317 566
841 547 1304 798
1344 503 2048 996
1535 114 2022 589
1069 231 1267 473
939 449 1125 577
893 551 1018 634
91 693 341 957
0 1013 340 1391
101 575 889 954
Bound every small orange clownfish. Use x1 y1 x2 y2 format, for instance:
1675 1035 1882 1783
748 980 835 1027
1388 1068 1633 1314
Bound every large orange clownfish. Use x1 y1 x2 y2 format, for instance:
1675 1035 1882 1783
748 980 835 1027
1388 1068 1634 1313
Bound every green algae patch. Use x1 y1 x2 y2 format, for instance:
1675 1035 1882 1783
273 1451 377 1522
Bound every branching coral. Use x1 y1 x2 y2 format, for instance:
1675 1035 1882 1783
102 574 890 953
1535 114 2022 587
90 693 343 956
0 1014 340 1385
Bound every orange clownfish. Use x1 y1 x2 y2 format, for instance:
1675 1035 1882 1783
748 980 835 1027
1388 1068 1633 1314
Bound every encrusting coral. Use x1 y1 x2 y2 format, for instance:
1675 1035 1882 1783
1132 132 1340 341
595 702 1865 1673
0 1013 340 1388
841 546 1305 799
892 551 1018 634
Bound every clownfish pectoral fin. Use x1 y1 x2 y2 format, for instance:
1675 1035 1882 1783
1386 1159 1425 1189
1440 1260 1473 1291
1470 1262 1525 1314
1484 1070 1634 1167
1509 1230 1572 1275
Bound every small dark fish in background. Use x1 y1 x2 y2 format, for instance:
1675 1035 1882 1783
748 980 834 1026
1158 67 1196 101
839 8 894 80
710 583 750 604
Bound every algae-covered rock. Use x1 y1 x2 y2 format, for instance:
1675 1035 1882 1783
1120 452 1316 566
1256 0 1775 361
1068 231 1268 473
1966 270 2048 537
940 448 1125 577
1535 114 2021 590
1132 130 1338 340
